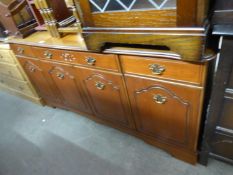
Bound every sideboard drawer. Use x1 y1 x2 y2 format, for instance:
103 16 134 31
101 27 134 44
33 47 76 63
11 44 34 57
0 74 35 96
77 52 119 72
33 46 120 72
0 50 15 64
211 132 233 160
0 63 25 80
120 55 206 85
218 96 233 130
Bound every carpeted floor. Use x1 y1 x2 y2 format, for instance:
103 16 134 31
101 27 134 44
0 91 232 175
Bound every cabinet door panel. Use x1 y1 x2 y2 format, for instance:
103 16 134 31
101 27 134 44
125 76 203 149
18 57 60 106
39 61 92 114
78 68 133 128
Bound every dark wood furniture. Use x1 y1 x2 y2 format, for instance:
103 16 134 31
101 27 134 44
8 31 215 164
199 0 233 165
0 0 37 38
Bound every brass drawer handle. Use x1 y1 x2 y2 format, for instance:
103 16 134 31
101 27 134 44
56 73 65 79
149 64 166 75
44 51 53 59
153 94 167 104
95 82 105 90
86 57 96 65
17 47 24 54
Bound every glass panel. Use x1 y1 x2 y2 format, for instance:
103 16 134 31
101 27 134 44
89 0 176 13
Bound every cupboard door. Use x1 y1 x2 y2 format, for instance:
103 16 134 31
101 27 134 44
77 67 133 128
18 57 60 106
39 61 92 114
125 76 203 149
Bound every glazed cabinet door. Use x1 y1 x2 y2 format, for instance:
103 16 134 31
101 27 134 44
39 61 92 114
77 67 134 128
125 76 203 150
18 57 60 106
78 0 207 27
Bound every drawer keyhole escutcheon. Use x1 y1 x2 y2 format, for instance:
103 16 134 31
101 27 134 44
86 57 96 65
149 64 166 75
95 82 105 90
56 73 65 80
44 51 53 59
17 47 24 54
153 94 167 104
61 53 75 62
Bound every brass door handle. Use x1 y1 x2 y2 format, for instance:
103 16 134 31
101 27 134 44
149 64 166 75
44 51 53 59
95 82 105 90
153 94 167 104
56 73 65 79
86 57 96 65
17 47 24 54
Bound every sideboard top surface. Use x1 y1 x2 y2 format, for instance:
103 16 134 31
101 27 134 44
6 31 88 51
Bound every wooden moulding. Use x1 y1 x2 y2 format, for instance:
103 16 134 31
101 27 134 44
82 27 207 61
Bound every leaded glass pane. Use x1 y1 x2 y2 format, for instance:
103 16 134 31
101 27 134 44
89 0 176 13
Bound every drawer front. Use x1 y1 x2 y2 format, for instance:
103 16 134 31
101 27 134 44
11 44 34 57
33 47 71 62
218 96 233 130
33 47 119 71
121 55 206 85
0 50 15 64
211 132 233 160
0 74 35 96
0 63 25 80
77 52 119 72
227 69 233 89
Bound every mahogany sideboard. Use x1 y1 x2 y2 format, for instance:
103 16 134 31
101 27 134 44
7 31 214 164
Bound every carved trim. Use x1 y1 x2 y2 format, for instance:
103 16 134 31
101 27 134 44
84 73 119 90
135 85 189 105
48 66 74 79
133 84 190 146
60 52 77 62
23 60 42 73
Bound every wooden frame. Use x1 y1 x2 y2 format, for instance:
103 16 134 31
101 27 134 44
77 0 209 27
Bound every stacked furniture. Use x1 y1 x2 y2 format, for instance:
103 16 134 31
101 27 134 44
0 42 42 104
200 0 233 165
